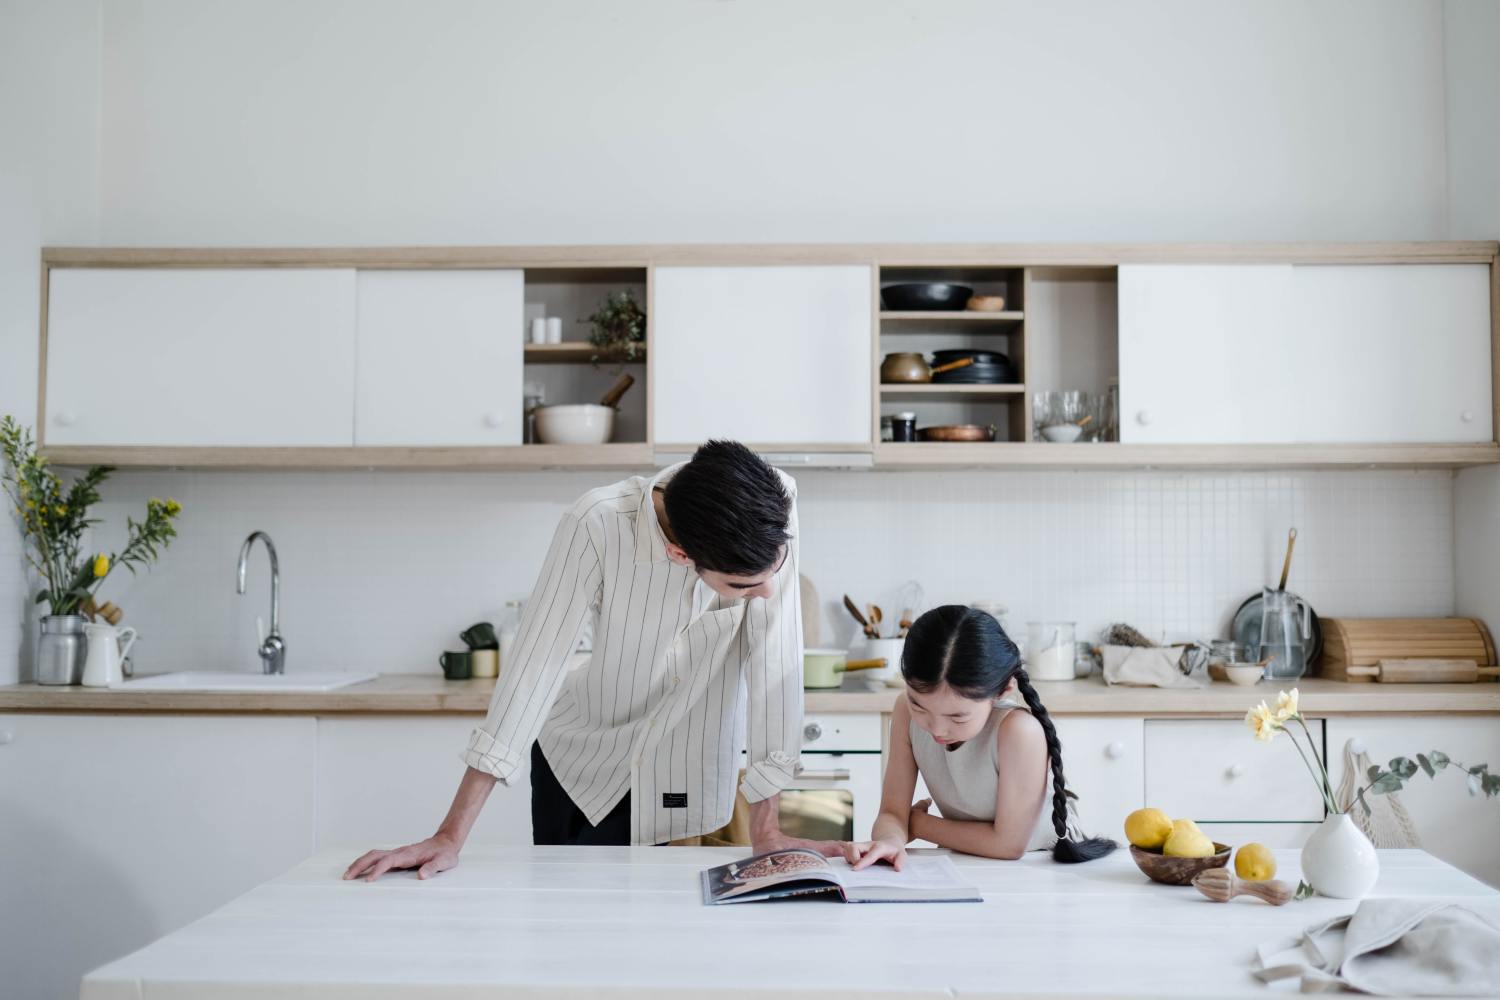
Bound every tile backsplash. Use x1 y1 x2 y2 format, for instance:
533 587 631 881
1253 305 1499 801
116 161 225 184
1 468 1455 681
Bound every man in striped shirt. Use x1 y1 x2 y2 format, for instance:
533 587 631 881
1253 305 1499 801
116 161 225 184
346 441 839 880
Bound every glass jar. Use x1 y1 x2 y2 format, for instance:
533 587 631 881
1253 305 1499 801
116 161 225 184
891 412 918 443
1026 621 1077 681
1208 639 1245 670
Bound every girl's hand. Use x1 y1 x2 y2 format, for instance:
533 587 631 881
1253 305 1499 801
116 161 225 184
845 840 907 871
909 797 933 821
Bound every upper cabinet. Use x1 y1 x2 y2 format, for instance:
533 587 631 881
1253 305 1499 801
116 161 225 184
652 265 873 449
354 270 524 446
1119 263 1493 445
45 268 357 447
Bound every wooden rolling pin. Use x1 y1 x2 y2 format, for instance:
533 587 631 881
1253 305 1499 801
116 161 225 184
1192 868 1292 905
1345 659 1500 683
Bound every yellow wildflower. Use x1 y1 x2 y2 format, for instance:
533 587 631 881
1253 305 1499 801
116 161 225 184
1273 688 1300 722
54 505 66 516
165 499 182 516
93 554 110 577
1245 702 1279 742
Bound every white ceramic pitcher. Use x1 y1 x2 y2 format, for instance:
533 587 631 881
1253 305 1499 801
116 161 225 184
81 623 138 688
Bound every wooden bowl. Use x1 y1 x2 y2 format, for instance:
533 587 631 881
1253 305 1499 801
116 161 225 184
966 294 1008 312
1129 843 1231 886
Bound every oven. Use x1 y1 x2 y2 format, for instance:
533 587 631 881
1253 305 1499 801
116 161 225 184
775 713 885 841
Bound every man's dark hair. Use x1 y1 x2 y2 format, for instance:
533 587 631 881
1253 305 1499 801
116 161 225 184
662 440 791 576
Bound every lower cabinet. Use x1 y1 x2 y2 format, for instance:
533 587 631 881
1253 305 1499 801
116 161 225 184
0 714 317 1000
316 717 532 849
1325 717 1500 888
1052 717 1145 838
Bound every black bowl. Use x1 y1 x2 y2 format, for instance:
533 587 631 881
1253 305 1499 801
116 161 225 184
881 283 973 311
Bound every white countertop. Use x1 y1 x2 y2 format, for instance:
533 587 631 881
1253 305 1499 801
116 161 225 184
81 845 1499 999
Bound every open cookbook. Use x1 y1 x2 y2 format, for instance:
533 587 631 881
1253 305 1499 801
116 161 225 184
700 848 981 904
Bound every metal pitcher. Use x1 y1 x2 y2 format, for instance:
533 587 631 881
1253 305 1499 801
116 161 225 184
36 614 87 685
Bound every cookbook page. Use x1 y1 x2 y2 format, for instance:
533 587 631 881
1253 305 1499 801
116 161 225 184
827 855 972 891
703 849 835 902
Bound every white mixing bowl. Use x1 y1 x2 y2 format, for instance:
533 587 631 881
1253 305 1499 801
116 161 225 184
535 404 615 445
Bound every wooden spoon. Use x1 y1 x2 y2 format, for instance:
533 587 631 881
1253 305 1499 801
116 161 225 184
1192 868 1292 905
1277 527 1298 591
843 595 878 640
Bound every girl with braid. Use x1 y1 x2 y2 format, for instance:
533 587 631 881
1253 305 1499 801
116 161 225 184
846 605 1116 868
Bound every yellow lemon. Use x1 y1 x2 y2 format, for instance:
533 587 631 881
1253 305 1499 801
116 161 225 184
1124 807 1174 849
1234 842 1276 881
1162 818 1216 858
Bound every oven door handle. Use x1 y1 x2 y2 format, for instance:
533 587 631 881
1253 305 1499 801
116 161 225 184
794 768 852 781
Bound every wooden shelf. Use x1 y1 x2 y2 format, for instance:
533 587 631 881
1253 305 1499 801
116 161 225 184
523 343 644 364
40 443 656 471
879 311 1024 322
880 384 1024 397
873 442 1500 470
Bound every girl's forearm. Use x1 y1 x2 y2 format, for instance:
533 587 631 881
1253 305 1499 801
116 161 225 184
912 811 1029 861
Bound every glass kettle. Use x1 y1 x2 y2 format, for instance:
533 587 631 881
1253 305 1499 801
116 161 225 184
1258 587 1311 680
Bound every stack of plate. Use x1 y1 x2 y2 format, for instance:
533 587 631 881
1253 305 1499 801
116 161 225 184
931 349 1013 385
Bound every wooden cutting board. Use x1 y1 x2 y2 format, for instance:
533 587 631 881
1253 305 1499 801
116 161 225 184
1319 617 1496 682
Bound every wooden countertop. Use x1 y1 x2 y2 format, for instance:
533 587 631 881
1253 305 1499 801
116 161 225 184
80 845 1500 1000
4 674 1499 715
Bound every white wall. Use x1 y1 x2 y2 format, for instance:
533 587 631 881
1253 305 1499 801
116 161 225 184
0 0 102 685
1445 0 1500 632
86 467 1453 675
97 0 1450 245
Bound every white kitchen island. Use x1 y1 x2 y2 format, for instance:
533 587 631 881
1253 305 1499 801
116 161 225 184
81 846 1499 1000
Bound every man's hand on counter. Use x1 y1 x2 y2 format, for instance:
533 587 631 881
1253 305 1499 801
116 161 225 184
343 833 461 882
751 833 850 858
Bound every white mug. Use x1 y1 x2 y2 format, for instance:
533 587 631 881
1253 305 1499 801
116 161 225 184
81 623 138 688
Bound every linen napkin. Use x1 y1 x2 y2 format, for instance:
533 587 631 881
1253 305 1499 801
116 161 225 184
1100 645 1206 688
1254 898 1500 995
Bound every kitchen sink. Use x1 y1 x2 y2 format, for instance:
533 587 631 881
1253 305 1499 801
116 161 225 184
123 671 379 693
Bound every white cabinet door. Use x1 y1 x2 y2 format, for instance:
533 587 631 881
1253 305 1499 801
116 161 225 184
1119 264 1492 444
354 270 524 445
45 268 357 446
1325 718 1500 888
1119 264 1294 444
653 265 873 448
1293 265 1492 443
1144 718 1327 823
315 718 533 849
0 714 316 1000
1051 717 1144 838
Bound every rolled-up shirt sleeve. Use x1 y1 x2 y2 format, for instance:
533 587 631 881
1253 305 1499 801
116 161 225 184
739 486 804 803
462 511 602 783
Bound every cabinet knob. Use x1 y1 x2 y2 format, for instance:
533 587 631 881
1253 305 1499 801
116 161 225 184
1135 410 1151 427
1104 741 1124 759
803 722 823 743
55 411 77 428
483 411 505 429
1462 411 1475 424
1227 763 1245 779
0 730 12 746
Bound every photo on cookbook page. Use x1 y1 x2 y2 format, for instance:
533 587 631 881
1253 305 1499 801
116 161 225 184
701 849 981 905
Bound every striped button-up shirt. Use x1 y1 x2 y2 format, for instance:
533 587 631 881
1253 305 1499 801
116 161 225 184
462 465 803 844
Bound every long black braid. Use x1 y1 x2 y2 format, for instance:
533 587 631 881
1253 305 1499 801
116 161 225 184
901 605 1117 863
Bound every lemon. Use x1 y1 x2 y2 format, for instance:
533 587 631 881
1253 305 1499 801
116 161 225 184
1124 807 1174 849
1234 842 1276 881
1162 818 1216 858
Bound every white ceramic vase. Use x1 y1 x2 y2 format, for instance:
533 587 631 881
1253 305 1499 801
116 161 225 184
1301 813 1379 899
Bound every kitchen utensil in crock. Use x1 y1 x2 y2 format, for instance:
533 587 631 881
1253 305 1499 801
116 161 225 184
803 649 888 689
844 595 879 639
867 604 883 636
917 424 996 442
880 283 973 311
1192 868 1292 905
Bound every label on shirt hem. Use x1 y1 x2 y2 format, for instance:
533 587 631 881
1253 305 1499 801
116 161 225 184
662 792 688 808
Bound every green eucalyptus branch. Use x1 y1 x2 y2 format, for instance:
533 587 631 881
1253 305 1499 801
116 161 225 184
1354 751 1500 816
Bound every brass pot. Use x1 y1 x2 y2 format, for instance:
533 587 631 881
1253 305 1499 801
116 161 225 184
881 352 930 383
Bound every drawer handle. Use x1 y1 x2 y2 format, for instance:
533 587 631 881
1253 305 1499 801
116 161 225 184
483 411 506 429
1104 741 1124 760
795 769 851 782
803 722 824 743
55 410 77 428
1462 411 1475 424
1226 763 1245 779
0 730 12 746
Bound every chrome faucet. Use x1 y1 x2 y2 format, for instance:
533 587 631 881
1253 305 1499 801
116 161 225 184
236 530 286 674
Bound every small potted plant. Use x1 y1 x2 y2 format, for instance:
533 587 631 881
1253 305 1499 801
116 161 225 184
1 416 182 684
1246 688 1498 898
584 290 646 368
